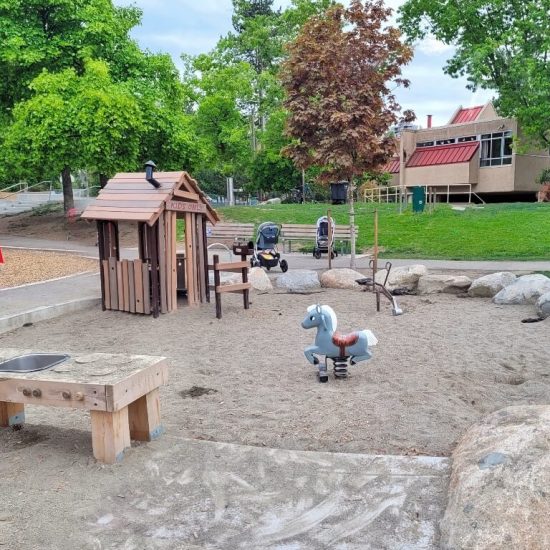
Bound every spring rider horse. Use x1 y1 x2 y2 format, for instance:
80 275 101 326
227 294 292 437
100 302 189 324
301 304 377 382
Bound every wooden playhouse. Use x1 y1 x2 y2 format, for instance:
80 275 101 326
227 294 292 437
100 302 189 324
81 170 219 317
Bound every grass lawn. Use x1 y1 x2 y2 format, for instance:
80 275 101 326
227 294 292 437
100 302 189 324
215 202 550 260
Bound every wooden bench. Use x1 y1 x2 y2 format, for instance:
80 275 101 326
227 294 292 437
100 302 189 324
281 224 359 254
206 222 255 244
0 349 168 464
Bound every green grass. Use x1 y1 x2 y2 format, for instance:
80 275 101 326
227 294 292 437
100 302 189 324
215 202 550 260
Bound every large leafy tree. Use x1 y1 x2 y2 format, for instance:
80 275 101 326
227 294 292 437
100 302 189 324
399 0 550 146
4 60 142 210
0 0 140 110
281 0 413 264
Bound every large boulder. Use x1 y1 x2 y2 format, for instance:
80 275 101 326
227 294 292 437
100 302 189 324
468 272 517 298
493 273 550 305
248 267 273 292
441 406 550 549
209 272 241 286
321 268 364 290
275 270 320 292
374 264 428 292
536 291 550 319
417 274 472 295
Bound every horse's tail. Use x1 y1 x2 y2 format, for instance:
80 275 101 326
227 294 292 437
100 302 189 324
361 330 378 347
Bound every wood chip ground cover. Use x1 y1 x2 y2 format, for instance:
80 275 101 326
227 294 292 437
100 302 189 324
0 249 98 288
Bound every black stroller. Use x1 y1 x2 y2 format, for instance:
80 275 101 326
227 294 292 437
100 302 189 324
313 216 337 259
250 222 288 272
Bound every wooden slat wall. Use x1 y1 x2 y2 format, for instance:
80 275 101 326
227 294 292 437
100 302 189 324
100 259 151 315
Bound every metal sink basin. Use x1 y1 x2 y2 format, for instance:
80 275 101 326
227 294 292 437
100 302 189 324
0 353 70 373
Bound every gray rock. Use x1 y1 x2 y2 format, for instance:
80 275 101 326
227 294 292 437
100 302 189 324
249 267 273 292
262 197 281 205
208 272 242 286
441 406 550 549
417 274 472 295
320 268 364 290
493 274 550 305
536 291 550 319
374 264 428 292
275 269 320 292
468 272 517 298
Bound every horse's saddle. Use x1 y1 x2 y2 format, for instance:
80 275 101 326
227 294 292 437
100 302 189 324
332 331 359 357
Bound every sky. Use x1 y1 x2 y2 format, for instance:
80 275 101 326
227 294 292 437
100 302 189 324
116 0 493 127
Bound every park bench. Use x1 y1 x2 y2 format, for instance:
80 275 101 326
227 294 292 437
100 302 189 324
206 222 255 245
280 224 359 254
0 349 168 464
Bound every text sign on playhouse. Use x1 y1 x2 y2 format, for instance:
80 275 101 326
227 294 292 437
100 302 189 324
166 200 207 213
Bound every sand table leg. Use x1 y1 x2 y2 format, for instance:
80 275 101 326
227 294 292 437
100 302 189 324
0 402 25 427
128 388 163 441
90 407 131 464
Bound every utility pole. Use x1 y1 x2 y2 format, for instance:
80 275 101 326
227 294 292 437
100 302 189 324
301 169 306 203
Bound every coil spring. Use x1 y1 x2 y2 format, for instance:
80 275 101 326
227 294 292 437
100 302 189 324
332 357 348 379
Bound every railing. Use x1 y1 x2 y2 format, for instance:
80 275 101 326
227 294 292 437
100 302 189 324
0 181 54 201
362 184 486 205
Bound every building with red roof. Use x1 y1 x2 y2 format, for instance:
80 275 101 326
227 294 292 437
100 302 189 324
386 102 550 201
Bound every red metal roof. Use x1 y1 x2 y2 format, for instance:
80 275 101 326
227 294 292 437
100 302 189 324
406 142 480 168
384 157 400 173
451 106 484 124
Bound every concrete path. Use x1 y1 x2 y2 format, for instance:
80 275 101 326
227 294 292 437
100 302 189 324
3 233 550 272
1 435 449 549
0 272 100 334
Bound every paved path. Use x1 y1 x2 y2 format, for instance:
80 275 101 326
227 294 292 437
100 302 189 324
3 234 550 272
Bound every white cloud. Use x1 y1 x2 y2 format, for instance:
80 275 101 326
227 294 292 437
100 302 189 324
416 36 455 56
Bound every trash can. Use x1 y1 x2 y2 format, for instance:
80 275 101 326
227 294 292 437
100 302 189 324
330 182 349 205
412 186 425 213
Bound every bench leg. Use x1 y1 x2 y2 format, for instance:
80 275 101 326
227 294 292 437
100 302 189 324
0 402 25 427
90 407 131 464
128 388 164 442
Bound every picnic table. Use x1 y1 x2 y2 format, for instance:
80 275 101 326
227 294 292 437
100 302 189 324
0 348 168 464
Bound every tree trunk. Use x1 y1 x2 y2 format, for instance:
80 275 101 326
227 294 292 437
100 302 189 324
61 166 74 212
348 178 356 270
99 174 109 189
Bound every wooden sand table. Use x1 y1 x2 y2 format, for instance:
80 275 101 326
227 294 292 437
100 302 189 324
0 348 168 463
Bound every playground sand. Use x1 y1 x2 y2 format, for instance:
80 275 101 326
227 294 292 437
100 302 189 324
0 288 547 458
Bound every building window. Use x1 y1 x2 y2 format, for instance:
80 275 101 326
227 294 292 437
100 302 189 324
480 131 513 166
417 141 434 148
435 138 456 145
458 136 477 142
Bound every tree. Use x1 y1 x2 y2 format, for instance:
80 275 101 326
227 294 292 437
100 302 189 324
4 61 142 210
281 0 413 266
0 0 141 111
399 0 550 146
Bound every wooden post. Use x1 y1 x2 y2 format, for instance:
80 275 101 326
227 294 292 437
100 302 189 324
327 209 333 269
241 250 249 310
202 217 210 304
97 221 106 311
128 389 163 441
373 209 379 278
90 408 131 464
149 222 160 318
213 254 222 319
0 402 25 427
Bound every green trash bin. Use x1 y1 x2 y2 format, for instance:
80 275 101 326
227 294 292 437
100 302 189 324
412 186 425 213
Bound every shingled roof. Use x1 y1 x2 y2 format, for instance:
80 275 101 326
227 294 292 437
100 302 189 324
81 171 219 226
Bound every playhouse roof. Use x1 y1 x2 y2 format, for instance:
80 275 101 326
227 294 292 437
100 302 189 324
81 171 219 226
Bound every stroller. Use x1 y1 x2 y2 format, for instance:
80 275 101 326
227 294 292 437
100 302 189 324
313 216 337 259
250 222 288 272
